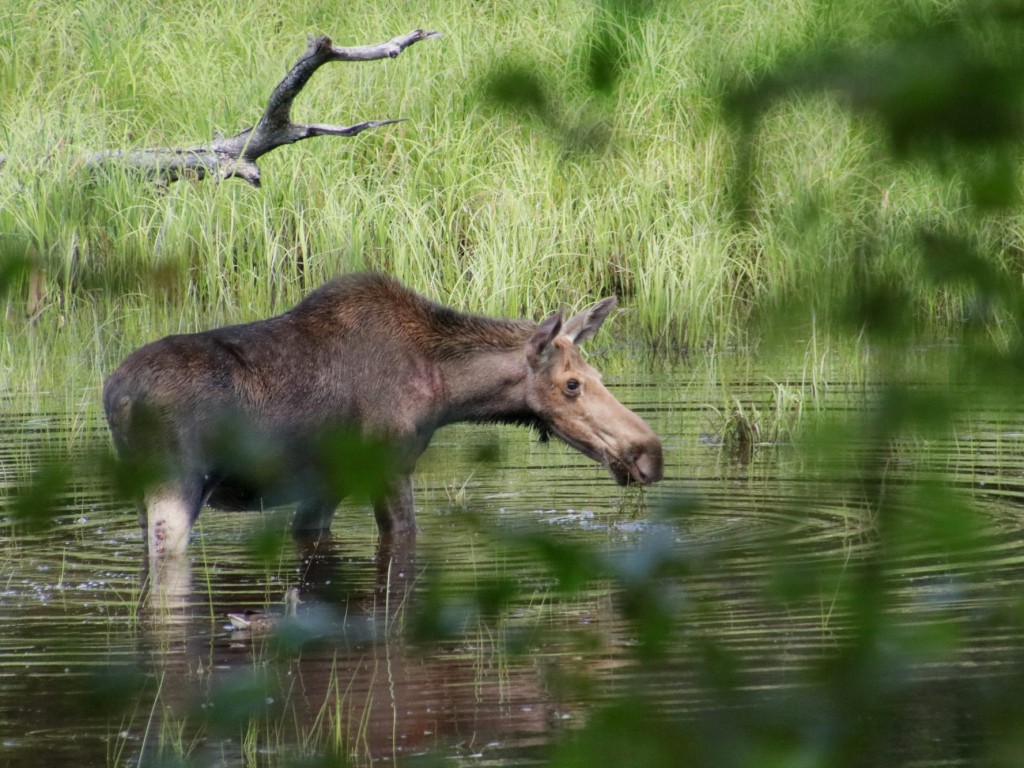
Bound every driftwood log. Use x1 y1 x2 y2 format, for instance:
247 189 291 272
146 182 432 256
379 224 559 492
83 29 440 186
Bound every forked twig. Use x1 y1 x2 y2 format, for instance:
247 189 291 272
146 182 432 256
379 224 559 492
84 29 441 186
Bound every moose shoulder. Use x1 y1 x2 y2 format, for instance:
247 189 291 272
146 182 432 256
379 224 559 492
103 273 663 558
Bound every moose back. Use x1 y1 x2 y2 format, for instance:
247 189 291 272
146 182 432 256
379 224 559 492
103 273 664 558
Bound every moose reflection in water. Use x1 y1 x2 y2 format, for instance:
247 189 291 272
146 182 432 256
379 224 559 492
132 536 572 767
103 272 663 560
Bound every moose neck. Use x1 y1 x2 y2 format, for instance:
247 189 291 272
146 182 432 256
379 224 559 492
437 346 535 428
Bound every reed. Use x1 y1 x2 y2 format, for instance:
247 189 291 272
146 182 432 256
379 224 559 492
2 0 1015 400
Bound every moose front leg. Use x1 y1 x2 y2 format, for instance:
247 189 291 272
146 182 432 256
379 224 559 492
373 475 417 538
292 498 338 545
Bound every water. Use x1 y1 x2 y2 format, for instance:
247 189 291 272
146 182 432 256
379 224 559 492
3 353 1024 766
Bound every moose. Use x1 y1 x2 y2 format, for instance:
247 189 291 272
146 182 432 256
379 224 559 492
103 273 663 558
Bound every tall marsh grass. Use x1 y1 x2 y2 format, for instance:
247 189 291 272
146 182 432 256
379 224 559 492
2 0 1021 396
8 3 1024 766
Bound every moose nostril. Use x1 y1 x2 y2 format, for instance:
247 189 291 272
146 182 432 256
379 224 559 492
633 444 664 484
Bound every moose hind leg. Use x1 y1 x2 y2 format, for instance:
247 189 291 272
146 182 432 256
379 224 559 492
145 479 202 558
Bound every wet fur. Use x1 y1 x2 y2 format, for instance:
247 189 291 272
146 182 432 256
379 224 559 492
104 272 662 557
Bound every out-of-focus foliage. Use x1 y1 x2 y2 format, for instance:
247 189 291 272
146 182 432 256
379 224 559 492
7 1 1024 766
477 1 1024 767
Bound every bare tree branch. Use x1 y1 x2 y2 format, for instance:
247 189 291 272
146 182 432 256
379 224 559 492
84 29 441 186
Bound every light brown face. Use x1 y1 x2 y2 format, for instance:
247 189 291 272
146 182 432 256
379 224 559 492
525 311 663 487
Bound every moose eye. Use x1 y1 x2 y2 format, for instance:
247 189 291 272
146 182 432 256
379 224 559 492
565 378 581 395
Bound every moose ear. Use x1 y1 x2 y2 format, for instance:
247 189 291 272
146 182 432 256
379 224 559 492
562 296 617 345
526 310 563 367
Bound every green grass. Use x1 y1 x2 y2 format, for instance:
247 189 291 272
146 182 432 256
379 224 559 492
2 0 1022 399
9 6 1024 766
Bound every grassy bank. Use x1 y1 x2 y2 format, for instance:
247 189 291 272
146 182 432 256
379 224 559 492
10 4 1024 768
2 0 1021 392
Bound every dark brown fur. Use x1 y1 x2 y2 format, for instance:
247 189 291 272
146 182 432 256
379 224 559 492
104 273 663 558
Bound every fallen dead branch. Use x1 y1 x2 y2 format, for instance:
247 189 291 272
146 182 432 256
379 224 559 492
82 29 440 186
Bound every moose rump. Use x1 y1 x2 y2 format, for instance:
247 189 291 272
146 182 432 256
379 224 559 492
103 273 663 559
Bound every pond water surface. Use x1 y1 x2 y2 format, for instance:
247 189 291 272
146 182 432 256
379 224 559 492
3 350 1024 767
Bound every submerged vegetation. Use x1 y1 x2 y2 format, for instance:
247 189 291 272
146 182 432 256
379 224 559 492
6 0 1024 766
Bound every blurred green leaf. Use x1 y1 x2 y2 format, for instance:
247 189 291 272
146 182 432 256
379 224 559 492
245 511 292 564
81 664 150 714
0 248 33 299
95 444 167 505
482 65 551 118
507 530 600 594
316 428 398 503
726 27 1024 156
918 228 1006 314
203 670 278 735
406 568 475 643
474 575 518 617
8 459 71 531
550 698 693 768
